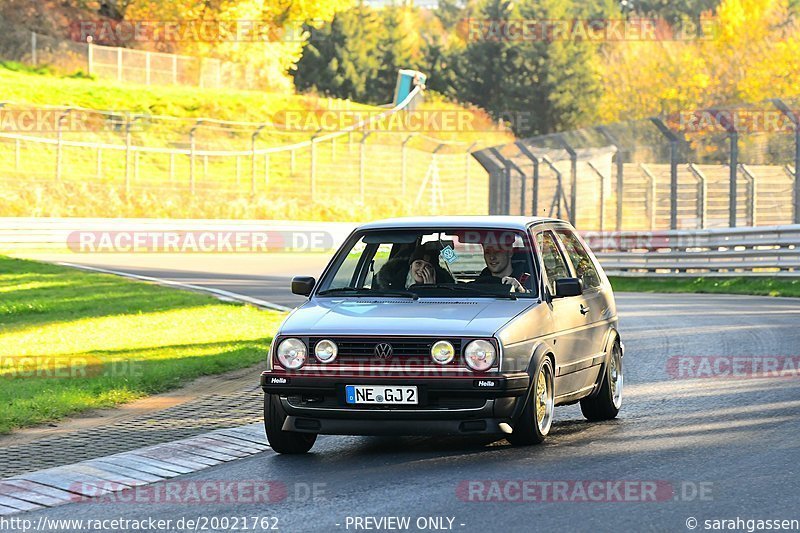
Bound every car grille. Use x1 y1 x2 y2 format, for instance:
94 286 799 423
307 336 464 368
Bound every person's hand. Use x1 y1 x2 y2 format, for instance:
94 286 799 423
412 261 435 284
501 276 525 292
419 263 435 284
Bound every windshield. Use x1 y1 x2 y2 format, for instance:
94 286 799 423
316 228 539 299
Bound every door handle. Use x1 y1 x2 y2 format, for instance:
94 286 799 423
579 304 590 315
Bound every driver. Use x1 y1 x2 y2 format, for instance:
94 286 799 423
480 241 529 293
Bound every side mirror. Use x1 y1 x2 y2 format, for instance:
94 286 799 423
291 276 316 297
554 277 583 298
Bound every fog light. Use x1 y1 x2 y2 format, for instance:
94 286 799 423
431 340 455 365
314 339 338 363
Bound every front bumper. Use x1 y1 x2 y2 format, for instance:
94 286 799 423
260 371 530 436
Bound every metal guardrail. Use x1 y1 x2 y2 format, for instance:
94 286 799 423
584 225 800 276
2 219 798 277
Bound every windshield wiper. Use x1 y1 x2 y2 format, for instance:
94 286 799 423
415 283 517 300
317 287 418 299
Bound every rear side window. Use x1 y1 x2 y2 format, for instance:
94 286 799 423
555 230 601 290
536 231 570 294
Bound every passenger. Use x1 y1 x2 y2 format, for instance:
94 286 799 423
406 247 454 287
376 247 455 290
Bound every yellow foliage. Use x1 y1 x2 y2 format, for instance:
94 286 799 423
599 0 800 121
123 0 352 92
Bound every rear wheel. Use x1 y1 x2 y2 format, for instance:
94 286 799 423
580 342 623 421
264 394 316 454
508 356 554 445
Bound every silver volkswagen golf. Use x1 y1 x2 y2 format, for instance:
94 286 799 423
261 216 623 454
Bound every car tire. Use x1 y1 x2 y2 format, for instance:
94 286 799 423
264 394 317 454
580 342 623 421
508 356 555 446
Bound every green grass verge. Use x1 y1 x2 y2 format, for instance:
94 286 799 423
0 255 284 434
609 276 800 298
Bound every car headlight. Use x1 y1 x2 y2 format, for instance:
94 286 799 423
314 339 338 363
276 338 307 369
464 340 497 372
431 340 455 365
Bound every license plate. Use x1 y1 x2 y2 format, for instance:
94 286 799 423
345 385 418 405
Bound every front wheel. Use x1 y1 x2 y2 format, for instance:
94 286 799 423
508 356 555 446
580 342 623 421
264 394 316 454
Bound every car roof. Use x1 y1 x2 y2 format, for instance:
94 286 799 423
355 216 567 232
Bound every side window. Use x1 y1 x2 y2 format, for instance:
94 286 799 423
536 231 570 295
555 230 601 290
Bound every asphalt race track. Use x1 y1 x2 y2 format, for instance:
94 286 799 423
13 254 800 533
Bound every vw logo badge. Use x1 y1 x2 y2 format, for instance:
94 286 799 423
374 343 393 359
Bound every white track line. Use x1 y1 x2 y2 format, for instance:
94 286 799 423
56 262 293 312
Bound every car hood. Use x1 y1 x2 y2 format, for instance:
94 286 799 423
279 297 539 337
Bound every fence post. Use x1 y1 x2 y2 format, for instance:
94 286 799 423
117 47 123 82
124 117 132 197
596 126 625 231
471 150 506 215
738 163 757 226
55 110 70 182
250 125 265 196
770 99 800 223
310 130 321 201
515 142 540 217
541 156 567 220
189 122 201 196
31 32 37 65
639 163 657 230
487 147 526 215
465 142 478 211
650 118 681 230
587 162 606 231
687 163 707 229
87 36 93 75
359 132 371 202
557 135 578 225
729 131 739 227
